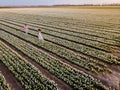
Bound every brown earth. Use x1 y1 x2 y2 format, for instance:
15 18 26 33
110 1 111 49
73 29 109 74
0 63 24 90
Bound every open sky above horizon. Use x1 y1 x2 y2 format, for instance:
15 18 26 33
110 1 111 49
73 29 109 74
0 0 120 6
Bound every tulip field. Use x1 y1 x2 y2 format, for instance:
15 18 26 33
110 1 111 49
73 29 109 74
0 7 120 90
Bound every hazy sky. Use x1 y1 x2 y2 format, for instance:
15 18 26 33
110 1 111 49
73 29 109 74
0 0 120 6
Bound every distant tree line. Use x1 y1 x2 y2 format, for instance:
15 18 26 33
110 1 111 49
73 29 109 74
53 3 120 6
0 3 120 8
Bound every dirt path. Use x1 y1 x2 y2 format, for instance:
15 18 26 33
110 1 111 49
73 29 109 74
99 66 120 90
0 63 24 90
113 52 120 58
108 51 120 90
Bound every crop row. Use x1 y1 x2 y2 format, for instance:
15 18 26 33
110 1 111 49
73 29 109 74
0 30 108 90
0 23 110 74
21 18 120 36
35 14 120 31
22 19 120 46
2 13 119 34
34 14 120 33
2 17 120 47
3 13 120 41
1 16 119 48
22 19 120 42
0 20 114 54
0 41 57 90
0 21 120 66
2 19 117 53
0 72 11 90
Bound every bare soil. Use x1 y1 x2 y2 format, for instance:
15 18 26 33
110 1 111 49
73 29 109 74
0 63 24 90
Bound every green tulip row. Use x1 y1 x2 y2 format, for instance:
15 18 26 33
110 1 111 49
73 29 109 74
0 42 57 90
0 30 108 90
1 21 120 66
2 17 119 47
0 23 110 74
2 13 120 35
3 13 120 42
2 19 117 53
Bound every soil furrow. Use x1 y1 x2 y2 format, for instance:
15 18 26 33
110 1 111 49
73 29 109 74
0 62 24 90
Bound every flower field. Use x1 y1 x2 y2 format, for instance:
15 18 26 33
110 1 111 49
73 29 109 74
0 7 120 90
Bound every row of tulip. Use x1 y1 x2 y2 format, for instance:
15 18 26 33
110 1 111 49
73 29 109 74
0 21 120 66
0 41 57 90
0 23 110 74
2 19 117 53
0 30 108 90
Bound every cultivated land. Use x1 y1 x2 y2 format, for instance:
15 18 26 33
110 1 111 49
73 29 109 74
0 6 120 90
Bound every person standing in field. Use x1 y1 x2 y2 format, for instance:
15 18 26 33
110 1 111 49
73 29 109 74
38 29 44 40
24 24 29 34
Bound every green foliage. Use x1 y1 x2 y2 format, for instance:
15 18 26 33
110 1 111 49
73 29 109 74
0 42 57 90
0 27 108 90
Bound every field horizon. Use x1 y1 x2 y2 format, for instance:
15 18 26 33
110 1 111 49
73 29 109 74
0 5 120 9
